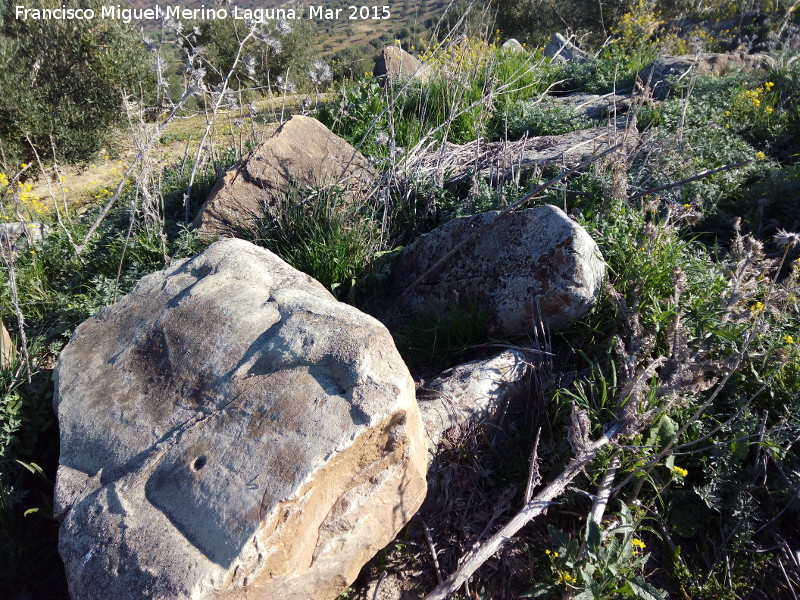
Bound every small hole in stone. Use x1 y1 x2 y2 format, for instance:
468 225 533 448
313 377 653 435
193 455 207 471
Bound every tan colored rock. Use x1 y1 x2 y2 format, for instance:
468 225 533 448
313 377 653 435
0 318 14 368
193 115 374 237
54 238 427 600
639 52 774 99
374 46 431 83
388 205 606 335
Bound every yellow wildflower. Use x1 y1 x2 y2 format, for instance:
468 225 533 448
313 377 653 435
784 334 795 345
750 301 765 313
632 538 646 549
765 81 774 90
755 151 766 160
672 465 688 477
557 570 577 584
0 173 7 187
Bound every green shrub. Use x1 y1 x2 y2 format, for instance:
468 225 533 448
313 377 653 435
240 186 386 302
489 99 593 140
554 44 656 94
0 0 154 165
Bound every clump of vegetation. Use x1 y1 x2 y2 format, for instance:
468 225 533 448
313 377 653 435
0 0 155 165
489 100 594 139
240 185 386 302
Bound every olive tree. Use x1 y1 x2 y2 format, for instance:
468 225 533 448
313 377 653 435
0 0 154 165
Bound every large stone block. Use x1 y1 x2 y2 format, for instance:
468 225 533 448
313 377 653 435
54 238 427 600
193 116 374 237
388 205 606 335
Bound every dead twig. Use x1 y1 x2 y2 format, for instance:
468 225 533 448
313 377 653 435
628 160 752 201
422 420 626 600
524 427 542 504
423 521 444 585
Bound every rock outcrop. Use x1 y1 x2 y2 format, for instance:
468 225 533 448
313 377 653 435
419 350 533 449
638 52 774 98
193 116 374 237
544 33 589 63
54 238 427 600
388 205 606 335
374 46 430 82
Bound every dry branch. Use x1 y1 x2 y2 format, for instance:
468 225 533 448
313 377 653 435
401 127 625 186
423 420 626 600
628 159 753 200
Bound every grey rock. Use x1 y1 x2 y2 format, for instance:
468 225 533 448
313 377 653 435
500 38 525 54
638 52 774 99
419 350 533 449
0 222 50 259
388 205 606 335
193 115 374 238
544 33 589 63
54 238 427 600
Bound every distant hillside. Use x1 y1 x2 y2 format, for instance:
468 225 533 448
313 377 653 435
126 0 449 52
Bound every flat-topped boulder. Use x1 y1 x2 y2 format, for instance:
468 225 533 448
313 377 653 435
193 115 374 237
54 238 427 600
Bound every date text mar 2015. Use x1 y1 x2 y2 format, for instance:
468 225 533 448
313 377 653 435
307 5 391 20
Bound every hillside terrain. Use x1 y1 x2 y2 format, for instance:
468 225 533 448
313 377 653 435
127 0 448 52
1 1 800 599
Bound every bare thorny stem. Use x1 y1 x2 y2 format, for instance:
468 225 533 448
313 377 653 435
0 239 31 382
613 242 797 496
182 26 258 223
